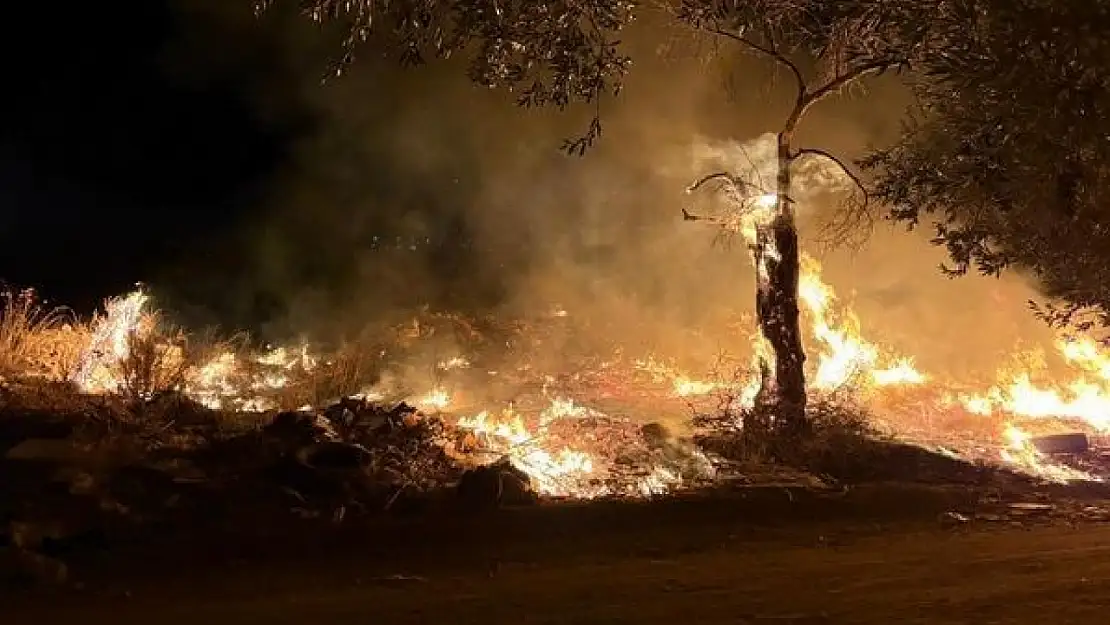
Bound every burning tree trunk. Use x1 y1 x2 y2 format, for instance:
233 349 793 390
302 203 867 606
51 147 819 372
682 7 912 434
753 131 808 432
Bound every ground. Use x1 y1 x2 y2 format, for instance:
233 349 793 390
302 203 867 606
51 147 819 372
7 484 1110 624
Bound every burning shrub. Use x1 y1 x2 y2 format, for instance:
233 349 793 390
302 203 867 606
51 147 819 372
0 289 86 381
272 342 386 411
114 313 190 404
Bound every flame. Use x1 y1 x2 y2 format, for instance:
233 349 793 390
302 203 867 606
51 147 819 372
999 424 1098 483
72 290 151 393
65 262 1106 491
17 195 1110 494
798 255 926 391
456 405 597 497
417 388 452 411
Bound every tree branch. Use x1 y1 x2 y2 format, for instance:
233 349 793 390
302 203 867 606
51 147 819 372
708 28 805 100
792 147 869 203
804 62 892 105
681 207 726 224
794 147 873 249
686 171 763 195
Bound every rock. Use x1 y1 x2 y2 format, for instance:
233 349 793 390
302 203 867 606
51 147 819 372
0 416 73 456
322 398 422 439
1031 432 1089 455
105 465 184 508
457 458 537 510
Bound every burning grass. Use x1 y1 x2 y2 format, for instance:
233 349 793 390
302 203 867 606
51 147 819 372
7 277 1110 589
2 259 1110 512
0 290 83 382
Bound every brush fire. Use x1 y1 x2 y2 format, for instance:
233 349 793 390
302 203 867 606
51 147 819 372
2 232 1109 507
1 139 1108 512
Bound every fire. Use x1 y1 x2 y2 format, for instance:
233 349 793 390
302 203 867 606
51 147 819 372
417 388 452 411
59 264 1110 491
14 218 1110 494
72 290 150 393
798 254 926 391
954 337 1110 431
456 405 597 497
999 424 1097 483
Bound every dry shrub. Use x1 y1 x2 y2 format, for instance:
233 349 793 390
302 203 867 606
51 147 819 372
115 316 246 402
694 380 880 475
0 289 88 380
115 313 190 403
274 341 385 410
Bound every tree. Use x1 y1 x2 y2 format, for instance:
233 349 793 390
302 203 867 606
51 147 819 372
860 0 1110 333
675 2 928 432
258 0 930 432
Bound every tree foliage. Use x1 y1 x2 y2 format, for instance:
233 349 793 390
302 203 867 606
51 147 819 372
254 0 637 153
860 0 1110 331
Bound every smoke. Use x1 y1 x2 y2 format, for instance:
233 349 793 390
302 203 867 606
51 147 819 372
155 2 1054 381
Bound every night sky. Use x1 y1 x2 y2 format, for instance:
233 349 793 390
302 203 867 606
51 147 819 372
0 1 532 336
0 1 307 314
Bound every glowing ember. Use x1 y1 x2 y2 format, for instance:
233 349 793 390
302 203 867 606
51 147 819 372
673 376 717 397
437 356 470 371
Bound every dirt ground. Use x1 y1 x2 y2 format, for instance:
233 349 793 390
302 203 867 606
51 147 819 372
7 483 1110 624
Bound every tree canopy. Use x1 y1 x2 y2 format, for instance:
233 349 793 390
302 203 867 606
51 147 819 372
860 0 1110 332
254 0 637 152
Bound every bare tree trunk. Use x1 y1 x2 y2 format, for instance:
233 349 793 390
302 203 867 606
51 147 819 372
754 131 807 434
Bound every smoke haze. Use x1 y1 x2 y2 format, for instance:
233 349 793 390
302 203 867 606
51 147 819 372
155 2 1055 382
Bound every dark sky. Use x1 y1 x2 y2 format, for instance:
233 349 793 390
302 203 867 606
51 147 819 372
0 1 304 313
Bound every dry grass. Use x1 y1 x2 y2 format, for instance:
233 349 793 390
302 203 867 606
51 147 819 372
693 386 1000 486
692 372 894 480
270 341 386 410
0 289 89 381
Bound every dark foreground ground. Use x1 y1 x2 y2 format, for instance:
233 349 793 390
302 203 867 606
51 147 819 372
7 483 1110 625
